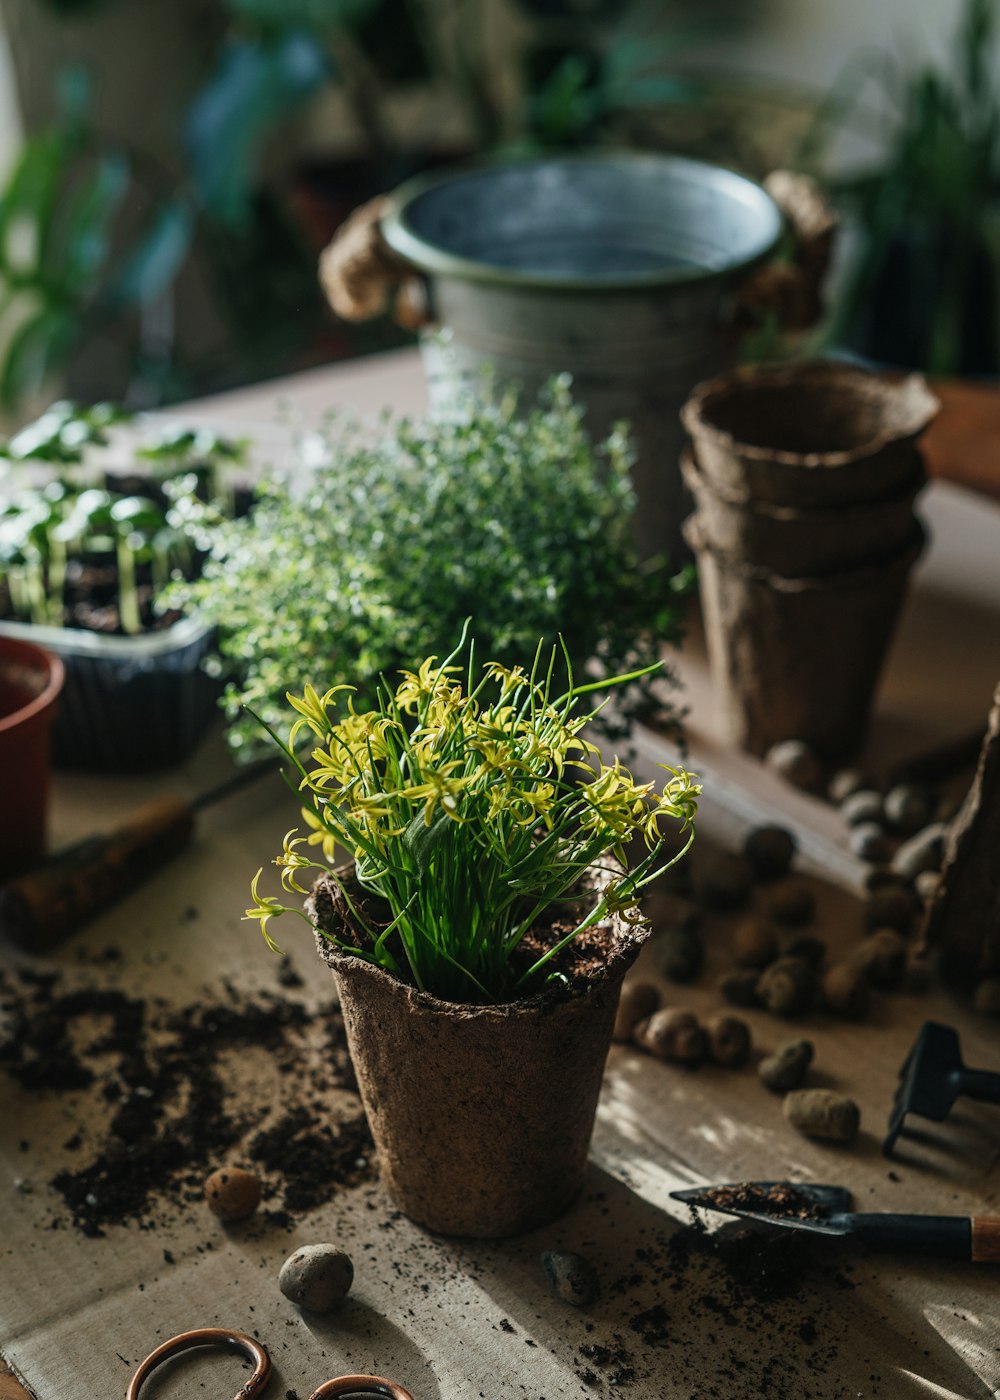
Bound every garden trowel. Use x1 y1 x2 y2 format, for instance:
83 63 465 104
671 1180 1000 1262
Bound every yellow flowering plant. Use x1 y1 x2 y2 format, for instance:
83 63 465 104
247 634 700 1004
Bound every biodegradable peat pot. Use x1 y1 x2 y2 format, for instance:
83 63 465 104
308 865 648 1238
686 516 926 760
681 361 939 506
680 447 926 576
0 636 64 880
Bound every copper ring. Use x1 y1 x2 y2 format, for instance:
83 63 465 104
126 1327 271 1400
307 1377 415 1400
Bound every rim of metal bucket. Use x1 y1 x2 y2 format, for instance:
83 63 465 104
381 151 784 293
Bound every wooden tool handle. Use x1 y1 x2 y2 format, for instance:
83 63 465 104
972 1217 1000 1262
0 1363 33 1400
0 796 195 953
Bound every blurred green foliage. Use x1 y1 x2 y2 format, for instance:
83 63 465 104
804 0 1000 374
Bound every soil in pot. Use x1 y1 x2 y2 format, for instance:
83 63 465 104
309 866 648 1239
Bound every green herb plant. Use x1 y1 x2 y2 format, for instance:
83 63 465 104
175 378 693 756
247 632 700 1004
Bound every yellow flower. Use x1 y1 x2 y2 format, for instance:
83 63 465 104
274 830 320 893
301 805 338 860
397 760 473 825
508 781 557 830
394 657 462 715
286 683 354 746
244 868 287 953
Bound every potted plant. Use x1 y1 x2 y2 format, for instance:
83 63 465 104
0 633 63 879
0 402 249 771
804 0 1000 375
174 379 693 759
246 632 700 1236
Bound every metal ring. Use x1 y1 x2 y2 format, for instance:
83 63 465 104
126 1327 271 1400
306 1377 415 1400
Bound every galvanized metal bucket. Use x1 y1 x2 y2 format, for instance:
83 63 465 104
378 154 790 562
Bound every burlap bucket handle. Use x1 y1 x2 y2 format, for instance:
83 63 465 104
318 169 836 334
318 194 431 329
734 170 838 332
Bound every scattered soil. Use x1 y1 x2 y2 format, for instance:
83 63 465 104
562 1206 859 1396
0 959 373 1237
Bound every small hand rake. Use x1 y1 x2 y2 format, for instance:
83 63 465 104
884 1020 1000 1157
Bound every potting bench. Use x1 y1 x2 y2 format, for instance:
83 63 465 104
3 349 1000 1400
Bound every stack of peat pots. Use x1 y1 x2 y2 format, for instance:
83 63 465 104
680 360 939 761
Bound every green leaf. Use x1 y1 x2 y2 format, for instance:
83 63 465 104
0 308 78 413
185 33 328 226
48 151 129 283
109 200 193 308
0 130 73 272
403 808 454 874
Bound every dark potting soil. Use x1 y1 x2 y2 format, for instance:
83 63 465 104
0 959 372 1237
697 1181 830 1222
0 565 183 636
310 868 624 1003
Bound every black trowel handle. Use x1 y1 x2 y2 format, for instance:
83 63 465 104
955 1068 1000 1106
852 1214 1000 1262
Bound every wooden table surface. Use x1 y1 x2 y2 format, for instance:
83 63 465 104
4 351 1000 1400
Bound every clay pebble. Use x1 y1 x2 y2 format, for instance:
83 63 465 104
848 822 892 863
840 789 884 827
718 969 761 1008
692 853 754 911
653 924 705 983
822 962 870 1019
706 1014 752 1068
279 1244 354 1312
828 768 870 804
613 982 660 1043
904 951 936 994
634 1008 706 1064
762 879 816 928
852 929 907 989
891 823 948 881
731 917 779 970
883 783 934 835
784 1089 860 1143
756 956 816 1018
973 978 1000 1017
765 739 824 793
541 1251 600 1307
758 1039 814 1092
864 885 918 935
743 825 797 881
779 934 827 968
203 1167 261 1222
914 869 941 903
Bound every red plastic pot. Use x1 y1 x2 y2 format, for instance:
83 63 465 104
0 636 64 880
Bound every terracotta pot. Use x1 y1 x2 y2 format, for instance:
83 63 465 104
0 636 64 880
685 515 926 760
308 864 648 1238
680 447 926 577
681 361 939 506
